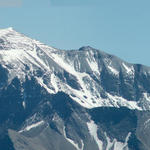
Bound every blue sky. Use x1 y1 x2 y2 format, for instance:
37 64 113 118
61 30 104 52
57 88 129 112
0 0 150 66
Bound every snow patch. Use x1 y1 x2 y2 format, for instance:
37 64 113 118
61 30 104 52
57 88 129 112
143 93 150 102
22 101 26 109
87 120 103 150
36 77 55 94
86 51 99 74
19 121 44 133
63 127 82 150
105 132 131 150
107 93 142 110
144 119 150 129
122 63 134 75
108 65 119 75
51 73 59 93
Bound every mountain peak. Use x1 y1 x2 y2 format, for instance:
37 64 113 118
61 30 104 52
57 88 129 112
0 27 15 35
79 46 94 51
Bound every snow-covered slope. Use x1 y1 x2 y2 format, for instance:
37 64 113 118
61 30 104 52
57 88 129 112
0 28 150 110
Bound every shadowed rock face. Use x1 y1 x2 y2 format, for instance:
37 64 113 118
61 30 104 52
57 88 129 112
0 76 148 150
0 28 150 150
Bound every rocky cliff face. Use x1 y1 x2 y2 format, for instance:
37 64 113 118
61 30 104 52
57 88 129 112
0 28 150 150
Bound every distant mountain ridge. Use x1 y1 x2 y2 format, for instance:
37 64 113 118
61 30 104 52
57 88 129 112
0 28 150 150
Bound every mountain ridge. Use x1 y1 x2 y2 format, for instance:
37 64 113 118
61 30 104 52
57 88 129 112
0 28 150 150
0 28 150 110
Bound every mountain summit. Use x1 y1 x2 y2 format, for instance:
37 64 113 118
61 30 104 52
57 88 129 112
0 28 150 150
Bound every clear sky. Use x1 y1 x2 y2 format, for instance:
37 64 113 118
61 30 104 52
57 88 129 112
0 0 150 66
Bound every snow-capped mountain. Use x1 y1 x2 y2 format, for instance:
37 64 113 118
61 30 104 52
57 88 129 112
0 28 150 150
